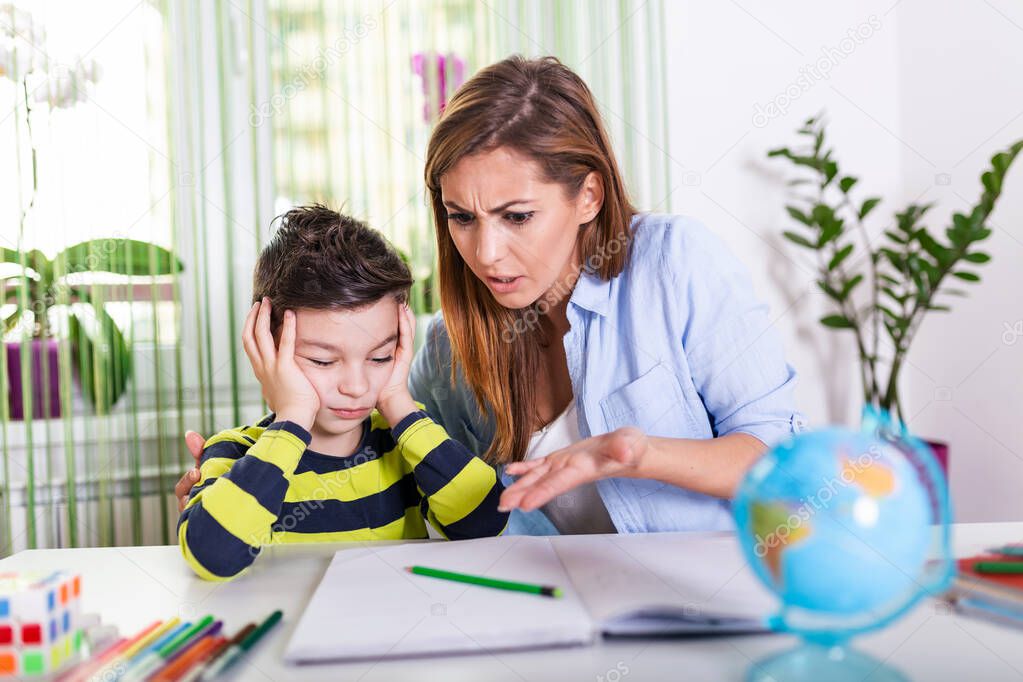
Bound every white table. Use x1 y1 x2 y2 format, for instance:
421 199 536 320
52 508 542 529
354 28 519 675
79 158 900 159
2 523 1023 681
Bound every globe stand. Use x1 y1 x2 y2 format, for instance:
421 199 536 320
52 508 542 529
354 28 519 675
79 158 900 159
747 641 909 682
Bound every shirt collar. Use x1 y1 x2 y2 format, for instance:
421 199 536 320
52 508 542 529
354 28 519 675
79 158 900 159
568 266 612 317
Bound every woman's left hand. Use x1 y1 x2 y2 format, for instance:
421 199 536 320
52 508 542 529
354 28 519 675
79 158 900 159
498 427 649 512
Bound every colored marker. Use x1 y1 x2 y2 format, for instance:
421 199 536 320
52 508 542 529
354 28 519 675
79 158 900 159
109 620 193 680
183 622 255 682
198 610 282 681
975 560 1023 574
60 620 164 682
149 620 223 678
124 615 215 681
151 634 226 682
406 565 563 597
121 617 182 660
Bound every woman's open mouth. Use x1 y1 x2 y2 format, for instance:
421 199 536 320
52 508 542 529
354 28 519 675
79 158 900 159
487 275 523 293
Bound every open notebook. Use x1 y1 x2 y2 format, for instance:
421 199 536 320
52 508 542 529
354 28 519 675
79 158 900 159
284 532 777 664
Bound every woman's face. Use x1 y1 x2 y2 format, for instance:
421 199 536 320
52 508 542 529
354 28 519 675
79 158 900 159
440 146 603 310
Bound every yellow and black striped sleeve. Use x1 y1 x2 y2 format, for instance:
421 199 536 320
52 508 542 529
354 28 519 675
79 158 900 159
392 409 508 539
177 420 310 581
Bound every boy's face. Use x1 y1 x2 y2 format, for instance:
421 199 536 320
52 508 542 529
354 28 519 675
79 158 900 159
290 297 400 437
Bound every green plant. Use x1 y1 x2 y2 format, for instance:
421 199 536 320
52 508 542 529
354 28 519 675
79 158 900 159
395 247 441 316
769 115 1023 423
1 240 184 412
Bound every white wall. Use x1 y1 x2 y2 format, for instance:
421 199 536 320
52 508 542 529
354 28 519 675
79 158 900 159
661 0 1023 521
894 0 1023 522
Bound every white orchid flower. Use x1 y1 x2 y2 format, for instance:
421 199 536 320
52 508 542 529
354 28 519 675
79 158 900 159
0 3 44 44
0 35 30 81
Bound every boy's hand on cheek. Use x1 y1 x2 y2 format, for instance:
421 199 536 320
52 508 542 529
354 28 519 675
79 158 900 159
377 303 418 427
242 298 320 432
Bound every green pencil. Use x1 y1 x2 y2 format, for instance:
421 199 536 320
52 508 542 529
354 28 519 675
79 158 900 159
405 565 563 598
975 560 1023 574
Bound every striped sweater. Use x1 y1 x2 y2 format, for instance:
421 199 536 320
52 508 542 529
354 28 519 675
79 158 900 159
178 409 508 581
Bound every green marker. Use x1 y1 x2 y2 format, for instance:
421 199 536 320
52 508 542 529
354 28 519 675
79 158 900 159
199 610 282 681
975 561 1023 574
406 565 563 598
125 615 215 681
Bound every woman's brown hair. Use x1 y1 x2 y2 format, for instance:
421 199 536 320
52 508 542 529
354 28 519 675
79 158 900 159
424 55 636 464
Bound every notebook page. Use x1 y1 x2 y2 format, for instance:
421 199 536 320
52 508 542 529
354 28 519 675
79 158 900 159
284 536 594 663
550 531 778 632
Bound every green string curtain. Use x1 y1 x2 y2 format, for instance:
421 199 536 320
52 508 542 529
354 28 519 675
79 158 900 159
1 1 182 555
0 0 670 556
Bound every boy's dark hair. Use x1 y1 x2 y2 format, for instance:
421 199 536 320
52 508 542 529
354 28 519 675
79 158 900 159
253 205 413 336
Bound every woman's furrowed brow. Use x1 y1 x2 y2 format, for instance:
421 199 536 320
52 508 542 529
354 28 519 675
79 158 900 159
443 199 535 213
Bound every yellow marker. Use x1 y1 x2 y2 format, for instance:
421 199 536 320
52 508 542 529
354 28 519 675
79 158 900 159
95 617 182 678
121 617 181 659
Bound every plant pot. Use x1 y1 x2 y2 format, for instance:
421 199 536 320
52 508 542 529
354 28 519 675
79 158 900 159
923 439 949 480
5 340 62 420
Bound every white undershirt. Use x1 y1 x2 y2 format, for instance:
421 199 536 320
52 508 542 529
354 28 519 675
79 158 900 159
523 401 617 535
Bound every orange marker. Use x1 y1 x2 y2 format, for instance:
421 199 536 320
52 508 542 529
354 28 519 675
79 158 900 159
178 623 255 682
152 635 225 682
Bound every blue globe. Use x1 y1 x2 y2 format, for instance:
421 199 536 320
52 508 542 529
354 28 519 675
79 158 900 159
733 406 954 644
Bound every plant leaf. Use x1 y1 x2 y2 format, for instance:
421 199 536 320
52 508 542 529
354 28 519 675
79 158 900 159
952 271 981 282
881 287 907 305
2 310 20 335
823 161 839 185
877 305 901 321
783 231 817 249
859 198 882 219
828 244 854 270
884 230 906 245
55 239 184 277
820 314 854 329
68 306 132 413
839 176 858 193
916 231 951 266
817 281 843 301
785 206 813 226
963 251 991 263
841 273 864 299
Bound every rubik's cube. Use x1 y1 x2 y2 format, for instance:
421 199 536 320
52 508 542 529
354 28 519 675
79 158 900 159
0 572 83 677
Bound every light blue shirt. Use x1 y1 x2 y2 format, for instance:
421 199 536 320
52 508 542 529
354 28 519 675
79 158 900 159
408 212 807 535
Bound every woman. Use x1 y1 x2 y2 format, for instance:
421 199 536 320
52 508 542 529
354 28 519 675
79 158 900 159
175 55 805 536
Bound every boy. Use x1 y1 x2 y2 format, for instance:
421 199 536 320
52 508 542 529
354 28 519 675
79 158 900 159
178 205 508 581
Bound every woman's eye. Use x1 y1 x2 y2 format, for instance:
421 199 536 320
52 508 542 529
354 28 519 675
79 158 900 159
371 356 394 364
446 212 474 226
308 358 333 367
504 211 535 225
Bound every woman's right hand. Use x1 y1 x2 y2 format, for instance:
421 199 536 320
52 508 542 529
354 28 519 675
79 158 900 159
175 430 207 512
